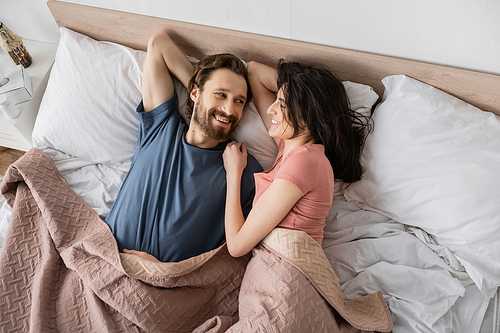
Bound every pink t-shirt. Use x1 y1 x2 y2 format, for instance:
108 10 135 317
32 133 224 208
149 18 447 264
253 141 334 245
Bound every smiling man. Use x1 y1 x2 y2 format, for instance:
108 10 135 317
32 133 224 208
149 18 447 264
105 31 262 262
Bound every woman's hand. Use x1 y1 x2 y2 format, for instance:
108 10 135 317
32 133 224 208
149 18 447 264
223 141 248 177
123 249 160 263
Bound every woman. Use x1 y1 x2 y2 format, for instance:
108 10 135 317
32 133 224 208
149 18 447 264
222 59 370 257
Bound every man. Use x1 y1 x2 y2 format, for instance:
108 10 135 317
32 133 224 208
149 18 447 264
105 31 262 262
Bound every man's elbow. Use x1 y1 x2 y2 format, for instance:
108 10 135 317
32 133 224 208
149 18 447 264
148 30 173 50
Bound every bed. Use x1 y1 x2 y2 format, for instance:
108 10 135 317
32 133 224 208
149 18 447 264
1 1 500 332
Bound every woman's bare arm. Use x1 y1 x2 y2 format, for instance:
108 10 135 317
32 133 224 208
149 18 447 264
223 142 301 257
247 61 281 146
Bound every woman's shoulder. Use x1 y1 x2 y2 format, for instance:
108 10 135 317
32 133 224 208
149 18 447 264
279 144 333 192
288 144 326 161
284 144 331 172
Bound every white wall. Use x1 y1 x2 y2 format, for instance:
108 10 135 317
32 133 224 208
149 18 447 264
2 0 500 75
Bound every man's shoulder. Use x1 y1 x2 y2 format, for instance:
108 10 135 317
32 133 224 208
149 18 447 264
245 153 264 174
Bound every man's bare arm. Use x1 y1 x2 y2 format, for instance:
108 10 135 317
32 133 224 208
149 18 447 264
142 31 194 112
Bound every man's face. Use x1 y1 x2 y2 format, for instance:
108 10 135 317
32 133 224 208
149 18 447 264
190 68 248 142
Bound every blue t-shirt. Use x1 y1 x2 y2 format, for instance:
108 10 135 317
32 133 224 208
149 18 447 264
105 92 262 262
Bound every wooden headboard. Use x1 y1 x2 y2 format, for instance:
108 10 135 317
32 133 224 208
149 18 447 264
47 0 500 115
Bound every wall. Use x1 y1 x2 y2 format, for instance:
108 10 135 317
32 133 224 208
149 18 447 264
2 0 500 75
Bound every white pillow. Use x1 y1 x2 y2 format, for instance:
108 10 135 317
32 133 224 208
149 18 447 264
343 75 500 298
343 80 378 119
33 28 144 171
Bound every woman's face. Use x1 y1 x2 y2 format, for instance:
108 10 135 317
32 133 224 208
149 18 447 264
266 88 296 140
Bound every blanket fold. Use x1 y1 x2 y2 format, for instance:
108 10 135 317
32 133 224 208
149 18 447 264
0 148 392 332
257 228 392 332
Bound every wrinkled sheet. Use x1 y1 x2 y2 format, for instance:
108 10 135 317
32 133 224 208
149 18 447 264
322 196 491 333
0 148 392 332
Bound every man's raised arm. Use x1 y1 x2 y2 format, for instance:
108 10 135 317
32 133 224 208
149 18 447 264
142 31 194 112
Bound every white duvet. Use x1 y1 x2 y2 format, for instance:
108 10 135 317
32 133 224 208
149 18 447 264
322 190 491 333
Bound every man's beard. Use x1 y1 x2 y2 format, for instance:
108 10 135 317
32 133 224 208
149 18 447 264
191 96 239 142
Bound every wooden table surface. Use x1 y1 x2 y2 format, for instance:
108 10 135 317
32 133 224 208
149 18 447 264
0 147 25 175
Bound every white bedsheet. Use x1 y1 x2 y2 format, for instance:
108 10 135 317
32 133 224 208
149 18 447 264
0 202 10 249
322 196 492 333
39 147 128 218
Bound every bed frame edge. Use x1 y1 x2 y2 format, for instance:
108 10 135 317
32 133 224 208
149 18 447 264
47 0 500 115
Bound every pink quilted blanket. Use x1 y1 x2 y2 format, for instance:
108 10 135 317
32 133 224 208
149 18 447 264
0 148 392 332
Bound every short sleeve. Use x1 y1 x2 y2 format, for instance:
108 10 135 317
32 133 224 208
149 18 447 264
275 148 321 196
136 92 180 147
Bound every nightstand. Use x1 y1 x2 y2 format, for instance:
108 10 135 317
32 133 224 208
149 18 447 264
0 39 58 151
